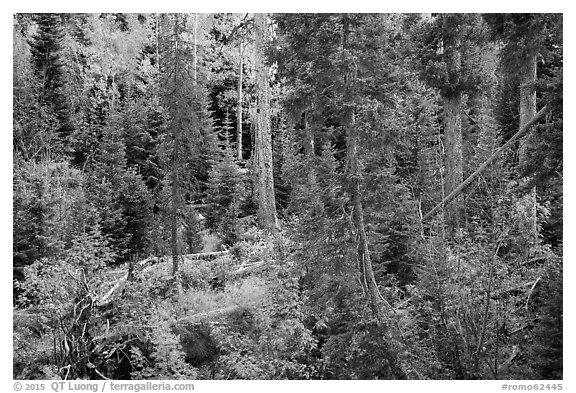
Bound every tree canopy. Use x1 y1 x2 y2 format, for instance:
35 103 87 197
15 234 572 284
13 13 562 382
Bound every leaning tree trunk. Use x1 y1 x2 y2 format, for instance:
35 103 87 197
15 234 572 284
443 93 464 233
253 13 279 233
422 106 548 223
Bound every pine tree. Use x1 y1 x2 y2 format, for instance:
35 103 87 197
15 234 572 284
118 168 153 260
157 13 217 275
206 116 243 245
29 13 74 143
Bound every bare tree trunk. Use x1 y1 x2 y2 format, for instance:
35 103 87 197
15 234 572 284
444 93 464 233
254 13 279 233
237 42 244 160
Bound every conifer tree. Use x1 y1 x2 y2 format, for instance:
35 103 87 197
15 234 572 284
11 13 564 381
157 13 216 275
29 13 74 143
14 18 60 161
206 115 243 245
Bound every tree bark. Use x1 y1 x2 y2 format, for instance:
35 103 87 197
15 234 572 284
253 13 279 233
518 54 537 164
443 93 464 233
237 42 244 160
518 52 538 249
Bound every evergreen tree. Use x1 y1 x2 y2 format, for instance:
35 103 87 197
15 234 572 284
157 13 217 275
12 13 563 381
206 116 243 246
14 19 61 161
29 14 74 143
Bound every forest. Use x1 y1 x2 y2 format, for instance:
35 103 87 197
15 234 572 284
13 13 562 380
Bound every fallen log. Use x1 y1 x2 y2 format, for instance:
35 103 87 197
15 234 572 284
227 261 268 279
97 278 128 307
96 256 162 307
96 251 231 307
181 306 241 324
181 250 230 261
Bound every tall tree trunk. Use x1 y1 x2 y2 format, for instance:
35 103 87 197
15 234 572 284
237 42 244 160
443 93 464 233
518 53 538 251
170 15 181 277
254 13 279 233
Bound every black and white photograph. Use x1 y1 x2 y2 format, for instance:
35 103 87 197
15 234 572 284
12 11 563 385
